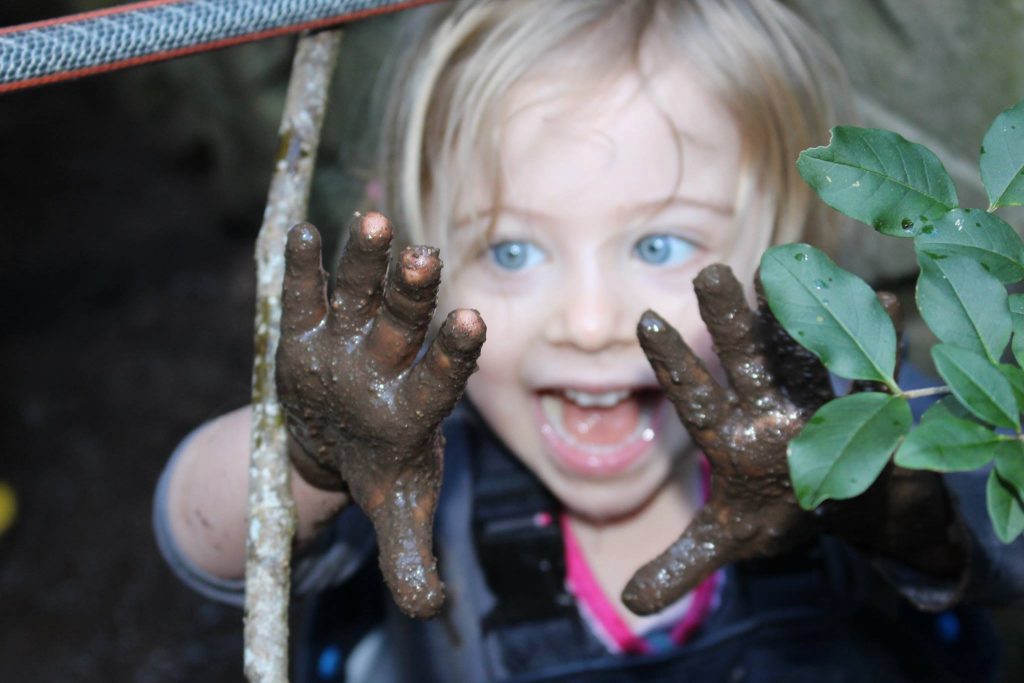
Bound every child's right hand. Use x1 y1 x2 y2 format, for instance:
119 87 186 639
275 213 486 619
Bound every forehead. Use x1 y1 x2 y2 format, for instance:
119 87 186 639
491 62 742 215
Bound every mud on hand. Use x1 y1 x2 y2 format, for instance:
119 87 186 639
276 212 486 619
622 264 837 615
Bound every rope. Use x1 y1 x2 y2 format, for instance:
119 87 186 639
0 0 441 94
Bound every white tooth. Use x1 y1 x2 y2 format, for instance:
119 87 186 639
563 389 631 408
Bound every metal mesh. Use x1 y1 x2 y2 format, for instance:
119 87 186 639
1 0 414 88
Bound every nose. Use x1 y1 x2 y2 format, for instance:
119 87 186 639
544 261 633 352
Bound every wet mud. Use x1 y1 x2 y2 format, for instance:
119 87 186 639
276 213 485 618
622 264 968 615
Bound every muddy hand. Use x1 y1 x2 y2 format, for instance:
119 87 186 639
622 264 832 615
276 213 486 618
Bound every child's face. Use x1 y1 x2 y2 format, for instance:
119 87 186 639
439 63 764 521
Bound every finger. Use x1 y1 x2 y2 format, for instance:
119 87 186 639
365 246 442 369
621 506 737 615
330 212 393 330
281 223 328 335
693 264 777 410
361 454 446 619
850 291 903 393
637 309 732 438
403 309 486 425
754 274 833 411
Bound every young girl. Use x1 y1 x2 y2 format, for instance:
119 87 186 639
154 1 1006 680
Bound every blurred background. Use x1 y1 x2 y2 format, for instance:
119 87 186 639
1 1 1022 681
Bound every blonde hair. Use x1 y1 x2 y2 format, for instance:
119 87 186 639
377 0 852 260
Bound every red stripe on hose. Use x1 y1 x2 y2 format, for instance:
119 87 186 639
0 0 190 37
0 0 442 94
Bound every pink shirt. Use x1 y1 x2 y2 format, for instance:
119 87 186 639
560 458 721 655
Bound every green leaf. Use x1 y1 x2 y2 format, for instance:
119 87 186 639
921 396 979 424
980 99 1024 209
760 244 896 387
915 249 1011 363
1010 294 1024 368
789 393 911 508
1001 364 1024 414
893 419 1001 471
915 208 1024 283
931 344 1019 430
996 440 1024 500
987 469 1024 543
797 126 957 236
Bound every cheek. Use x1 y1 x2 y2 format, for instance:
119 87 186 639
438 276 545 400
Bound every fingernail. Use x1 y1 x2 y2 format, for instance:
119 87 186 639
359 212 392 247
288 222 319 248
639 310 665 335
400 246 441 283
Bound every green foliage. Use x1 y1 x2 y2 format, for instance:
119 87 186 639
931 345 1018 430
759 245 897 389
987 469 1024 543
1000 364 1024 414
916 209 1024 283
796 127 957 237
1010 294 1024 368
915 250 1010 363
996 440 1024 498
894 418 1001 471
981 100 1024 209
765 97 1024 543
788 393 911 507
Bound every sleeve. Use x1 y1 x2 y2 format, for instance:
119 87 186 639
869 468 1024 611
862 360 1024 609
152 426 376 607
946 468 1024 605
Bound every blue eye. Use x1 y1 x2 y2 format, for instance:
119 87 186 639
634 234 696 266
490 240 544 271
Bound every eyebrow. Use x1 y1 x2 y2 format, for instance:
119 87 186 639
452 195 733 229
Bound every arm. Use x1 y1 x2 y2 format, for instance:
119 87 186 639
163 405 348 581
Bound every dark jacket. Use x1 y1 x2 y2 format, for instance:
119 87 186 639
291 404 1003 683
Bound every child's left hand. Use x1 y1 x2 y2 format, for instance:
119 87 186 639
620 263 823 615
621 264 969 615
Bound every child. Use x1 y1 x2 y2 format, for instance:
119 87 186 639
154 1 1011 680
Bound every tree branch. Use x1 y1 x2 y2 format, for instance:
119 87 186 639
244 29 342 683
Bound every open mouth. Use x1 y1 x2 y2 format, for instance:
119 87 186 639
535 387 667 478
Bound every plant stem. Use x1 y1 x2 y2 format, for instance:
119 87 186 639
244 29 342 683
900 385 952 400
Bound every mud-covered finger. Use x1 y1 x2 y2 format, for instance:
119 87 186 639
365 246 443 369
851 291 904 393
754 274 833 411
281 223 328 335
621 506 737 615
403 309 486 425
330 212 393 330
637 309 731 436
361 466 446 619
694 264 777 410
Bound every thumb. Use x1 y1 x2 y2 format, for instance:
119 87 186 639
621 506 736 615
365 473 445 619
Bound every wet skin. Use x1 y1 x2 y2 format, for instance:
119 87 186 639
276 213 485 619
277 214 966 620
622 265 969 614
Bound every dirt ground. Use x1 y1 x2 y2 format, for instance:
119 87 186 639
2 7 1023 683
